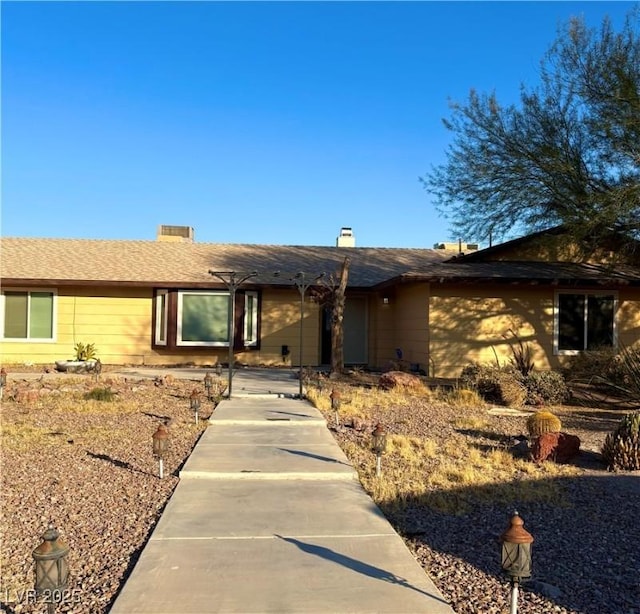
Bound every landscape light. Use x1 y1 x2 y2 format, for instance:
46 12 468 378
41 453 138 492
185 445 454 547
499 511 534 614
190 389 201 425
32 525 69 614
203 372 213 401
330 389 342 429
371 423 388 477
152 424 170 479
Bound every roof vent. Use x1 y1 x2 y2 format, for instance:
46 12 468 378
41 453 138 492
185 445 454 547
157 225 194 242
337 227 355 247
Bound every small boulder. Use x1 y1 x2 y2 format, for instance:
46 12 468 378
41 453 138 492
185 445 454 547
531 432 581 464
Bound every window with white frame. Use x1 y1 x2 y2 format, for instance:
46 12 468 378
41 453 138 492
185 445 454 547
555 291 616 354
177 291 230 346
243 291 259 346
153 289 260 348
2 289 56 340
154 290 168 346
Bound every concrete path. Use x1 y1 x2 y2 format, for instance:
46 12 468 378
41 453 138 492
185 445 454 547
103 369 454 613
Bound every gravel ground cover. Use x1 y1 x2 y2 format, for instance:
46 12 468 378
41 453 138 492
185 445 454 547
311 380 640 614
1 372 211 614
1 369 638 614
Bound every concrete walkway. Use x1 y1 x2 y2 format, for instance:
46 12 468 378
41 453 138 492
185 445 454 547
106 368 454 613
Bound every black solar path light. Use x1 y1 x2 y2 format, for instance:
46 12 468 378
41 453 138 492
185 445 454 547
32 525 69 614
500 511 534 614
190 389 201 425
203 372 213 401
371 423 388 477
152 424 170 479
330 388 342 429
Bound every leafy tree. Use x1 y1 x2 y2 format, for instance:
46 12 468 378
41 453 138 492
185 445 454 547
422 9 640 253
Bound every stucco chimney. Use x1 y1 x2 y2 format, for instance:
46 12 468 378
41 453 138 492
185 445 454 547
336 227 355 247
157 225 194 242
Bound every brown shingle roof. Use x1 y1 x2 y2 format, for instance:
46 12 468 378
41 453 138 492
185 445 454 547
392 261 640 286
0 238 453 288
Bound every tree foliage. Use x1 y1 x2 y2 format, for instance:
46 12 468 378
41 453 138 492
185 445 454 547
422 9 640 252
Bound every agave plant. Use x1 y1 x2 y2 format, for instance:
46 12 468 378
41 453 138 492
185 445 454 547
74 342 98 362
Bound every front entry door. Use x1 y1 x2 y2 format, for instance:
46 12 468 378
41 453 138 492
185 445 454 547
321 297 368 365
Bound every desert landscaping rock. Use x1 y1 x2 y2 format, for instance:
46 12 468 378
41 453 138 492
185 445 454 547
1 370 639 614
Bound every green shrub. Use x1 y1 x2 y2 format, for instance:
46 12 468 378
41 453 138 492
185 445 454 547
602 412 640 471
524 371 570 406
84 387 115 402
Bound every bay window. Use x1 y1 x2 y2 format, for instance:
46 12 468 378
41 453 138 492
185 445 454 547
153 289 260 349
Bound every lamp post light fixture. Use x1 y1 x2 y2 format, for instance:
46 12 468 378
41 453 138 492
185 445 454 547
274 271 324 399
330 388 342 429
0 367 6 400
190 389 201 425
93 358 102 382
371 423 388 477
203 372 214 401
152 424 170 479
208 270 259 399
500 511 534 614
32 525 69 614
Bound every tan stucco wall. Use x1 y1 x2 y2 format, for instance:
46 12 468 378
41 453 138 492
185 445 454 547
617 288 640 348
390 284 430 372
430 284 555 378
429 284 640 378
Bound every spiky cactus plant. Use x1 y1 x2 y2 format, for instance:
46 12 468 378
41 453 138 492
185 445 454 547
526 410 562 438
602 412 640 471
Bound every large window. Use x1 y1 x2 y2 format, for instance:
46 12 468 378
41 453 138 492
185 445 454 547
177 291 230 346
153 289 260 349
2 290 55 340
555 291 616 354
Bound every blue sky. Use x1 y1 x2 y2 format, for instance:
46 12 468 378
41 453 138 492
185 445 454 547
1 1 636 248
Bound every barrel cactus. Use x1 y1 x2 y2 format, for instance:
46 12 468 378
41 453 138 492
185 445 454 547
601 412 640 471
526 410 562 438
